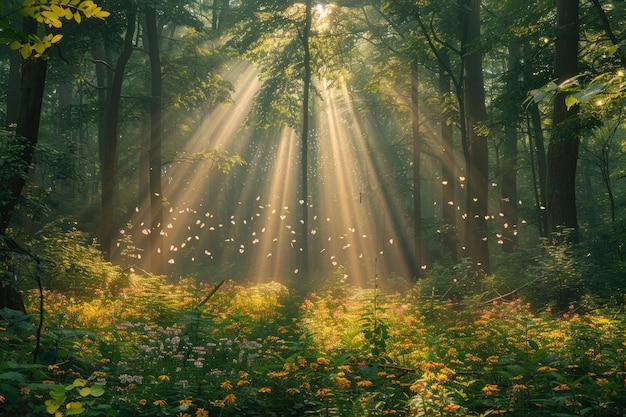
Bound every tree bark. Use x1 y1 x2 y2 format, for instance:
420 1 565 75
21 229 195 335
546 0 580 238
411 59 422 279
296 0 312 284
145 7 164 275
0 17 47 235
438 49 458 263
461 0 490 274
99 9 136 260
500 45 521 252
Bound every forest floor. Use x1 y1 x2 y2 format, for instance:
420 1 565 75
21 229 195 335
1 276 625 416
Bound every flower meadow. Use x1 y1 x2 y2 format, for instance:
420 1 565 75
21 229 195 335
1 275 625 417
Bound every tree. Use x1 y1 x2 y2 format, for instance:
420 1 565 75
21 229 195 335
546 0 580 238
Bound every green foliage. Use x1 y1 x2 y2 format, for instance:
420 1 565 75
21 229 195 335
0 131 30 207
1 0 110 59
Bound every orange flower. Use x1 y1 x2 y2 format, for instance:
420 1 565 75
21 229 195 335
357 380 373 388
482 384 499 396
220 380 233 390
335 377 351 389
153 399 166 406
315 388 332 397
139 399 147 406
258 387 271 393
196 408 209 417
20 387 31 395
223 393 236 405
286 387 300 395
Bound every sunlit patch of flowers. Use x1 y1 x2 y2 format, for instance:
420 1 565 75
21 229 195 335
2 279 620 416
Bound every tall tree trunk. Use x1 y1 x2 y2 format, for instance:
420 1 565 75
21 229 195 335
461 0 490 274
0 17 47 235
145 7 164 276
546 0 580 238
523 42 548 237
411 59 422 279
438 49 458 263
99 10 136 260
500 45 521 252
297 0 312 284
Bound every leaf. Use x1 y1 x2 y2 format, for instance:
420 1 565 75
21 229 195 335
20 43 33 59
45 399 63 414
89 384 105 397
565 95 579 110
65 401 85 415
78 387 91 397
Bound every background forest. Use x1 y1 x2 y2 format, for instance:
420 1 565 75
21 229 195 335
1 0 626 416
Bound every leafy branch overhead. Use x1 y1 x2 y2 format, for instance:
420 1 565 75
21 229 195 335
0 0 110 59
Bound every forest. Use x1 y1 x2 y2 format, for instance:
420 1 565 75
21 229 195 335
0 0 625 416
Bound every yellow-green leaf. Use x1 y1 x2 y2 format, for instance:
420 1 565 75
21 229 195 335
20 44 32 59
565 94 579 110
74 11 81 24
65 401 85 415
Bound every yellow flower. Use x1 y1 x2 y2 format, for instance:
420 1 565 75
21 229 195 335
335 377 351 389
153 399 167 406
223 393 236 405
196 408 209 417
553 384 570 391
20 387 31 395
482 384 499 396
180 398 192 406
220 380 233 390
48 364 59 371
357 380 373 388
139 399 147 406
317 357 331 365
258 387 271 393
237 379 250 387
316 388 332 397
158 374 170 382
596 378 609 386
286 387 300 395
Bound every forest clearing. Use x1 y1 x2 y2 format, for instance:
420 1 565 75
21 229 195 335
2 1 626 416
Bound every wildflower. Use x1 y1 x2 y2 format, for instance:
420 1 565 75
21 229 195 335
158 374 170 382
139 399 147 406
48 364 59 371
596 378 609 386
357 380 373 388
223 393 236 405
153 399 166 406
316 388 332 397
268 370 289 378
220 380 233 390
335 377 351 389
20 387 31 395
286 388 300 395
258 387 271 393
317 357 331 365
237 379 250 387
486 356 500 365
442 403 460 412
513 384 528 391
0 395 5 403
553 384 570 391
196 408 209 417
482 384 499 396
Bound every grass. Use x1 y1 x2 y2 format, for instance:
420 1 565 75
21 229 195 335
1 274 625 416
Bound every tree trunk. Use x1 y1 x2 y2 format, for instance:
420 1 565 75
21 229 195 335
0 17 47 235
500 45 521 252
296 0 312 285
411 60 422 279
145 7 164 276
461 0 490 274
99 10 136 260
438 49 458 263
546 0 580 239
